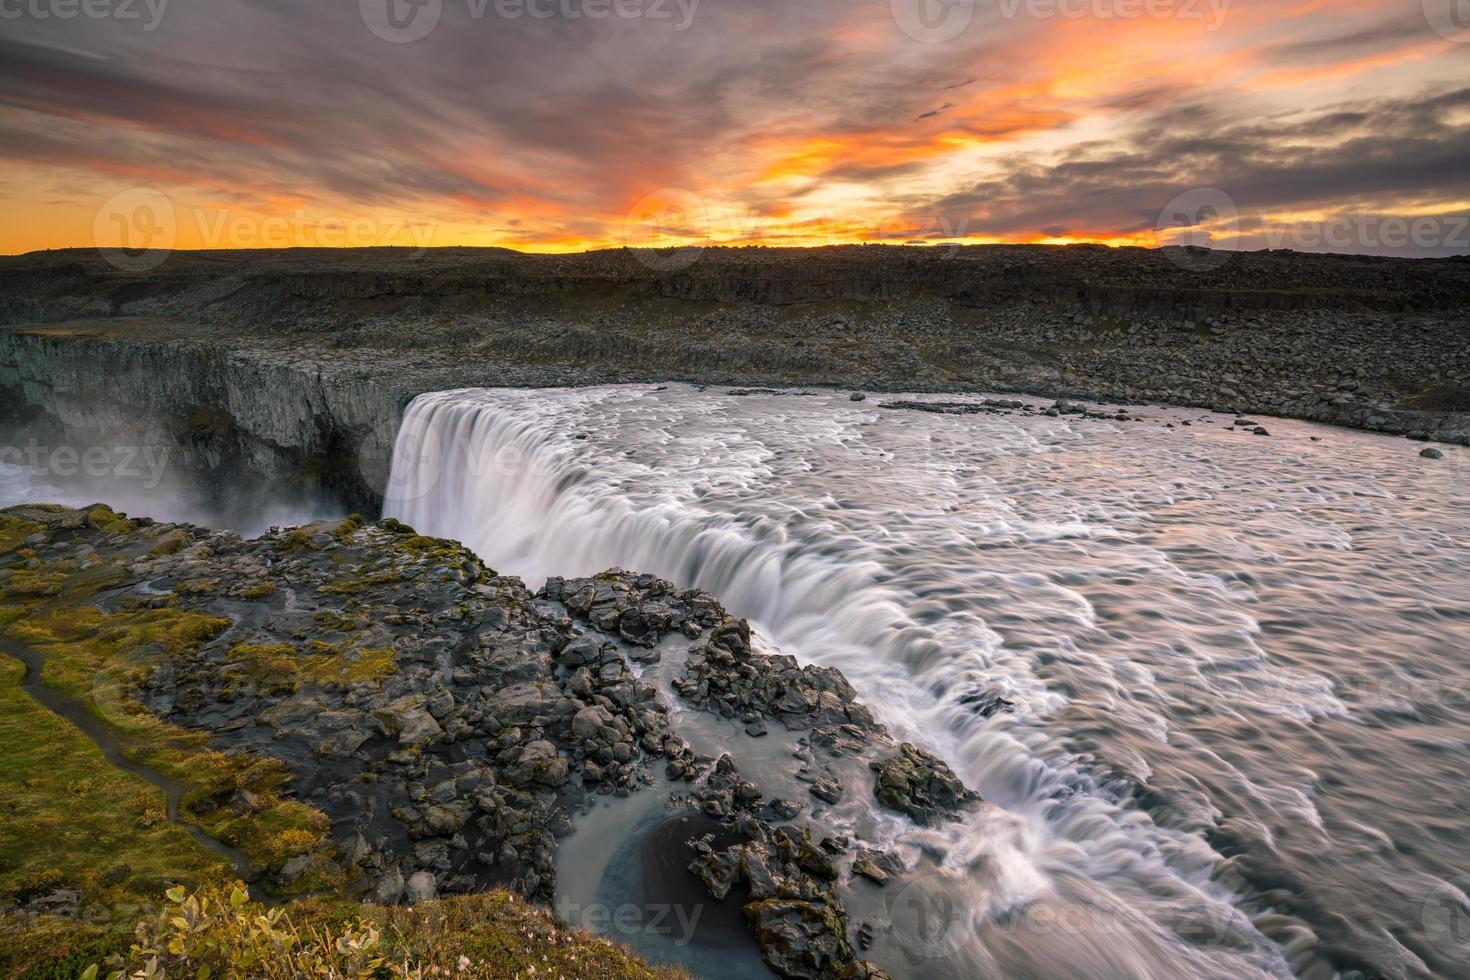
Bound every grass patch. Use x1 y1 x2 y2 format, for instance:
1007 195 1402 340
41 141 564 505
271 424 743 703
0 657 225 916
6 883 686 979
5 602 338 895
0 515 44 554
231 641 398 694
233 581 277 600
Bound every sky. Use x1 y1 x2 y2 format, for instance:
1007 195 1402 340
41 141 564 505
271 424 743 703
2 0 1469 257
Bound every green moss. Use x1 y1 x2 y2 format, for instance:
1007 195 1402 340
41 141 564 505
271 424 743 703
0 657 224 914
400 534 450 555
148 530 191 556
174 578 222 596
15 884 686 980
282 528 317 553
229 643 302 695
83 505 134 535
303 644 397 686
5 605 337 895
230 641 397 693
0 515 44 554
378 518 416 536
312 608 362 632
233 581 277 600
332 515 366 539
0 569 66 598
61 562 130 599
0 917 133 980
319 567 405 595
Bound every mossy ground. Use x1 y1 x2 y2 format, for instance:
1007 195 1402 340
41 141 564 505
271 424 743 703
0 511 339 902
1 883 687 979
0 657 225 915
0 509 679 980
1 602 339 895
231 640 398 692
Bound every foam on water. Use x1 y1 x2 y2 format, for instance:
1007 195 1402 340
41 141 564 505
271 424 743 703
386 384 1470 979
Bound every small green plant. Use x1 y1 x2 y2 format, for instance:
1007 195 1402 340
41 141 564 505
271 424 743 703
91 883 385 979
79 884 686 979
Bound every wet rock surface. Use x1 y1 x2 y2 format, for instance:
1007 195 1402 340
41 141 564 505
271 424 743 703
3 506 982 979
549 568 988 978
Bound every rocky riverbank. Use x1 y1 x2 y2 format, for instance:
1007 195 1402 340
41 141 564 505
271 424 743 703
1 502 984 978
1 245 1466 515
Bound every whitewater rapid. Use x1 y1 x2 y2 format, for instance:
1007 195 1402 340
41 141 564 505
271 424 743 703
384 385 1470 980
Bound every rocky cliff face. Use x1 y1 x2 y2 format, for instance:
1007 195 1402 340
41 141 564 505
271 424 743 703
0 326 407 512
1 246 1467 515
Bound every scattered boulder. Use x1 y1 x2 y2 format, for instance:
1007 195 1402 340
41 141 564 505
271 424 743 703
870 743 982 826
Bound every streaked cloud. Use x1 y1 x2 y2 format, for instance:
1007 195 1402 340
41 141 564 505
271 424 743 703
1 0 1467 256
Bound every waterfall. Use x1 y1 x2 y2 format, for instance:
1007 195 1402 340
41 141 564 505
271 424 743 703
385 384 1309 979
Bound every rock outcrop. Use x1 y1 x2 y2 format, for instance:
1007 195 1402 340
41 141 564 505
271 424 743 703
1 504 985 979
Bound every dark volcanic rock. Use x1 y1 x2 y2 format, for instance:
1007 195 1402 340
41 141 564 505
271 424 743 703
7 506 982 980
869 743 982 826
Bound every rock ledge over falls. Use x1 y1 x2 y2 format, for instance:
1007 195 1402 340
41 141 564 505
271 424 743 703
0 503 983 979
3 246 1468 516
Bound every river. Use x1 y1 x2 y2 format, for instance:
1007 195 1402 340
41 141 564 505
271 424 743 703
385 384 1470 980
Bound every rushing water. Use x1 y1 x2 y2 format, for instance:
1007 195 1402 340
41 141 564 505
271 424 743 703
385 384 1470 980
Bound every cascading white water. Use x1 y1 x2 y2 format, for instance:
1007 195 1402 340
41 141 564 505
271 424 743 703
385 384 1470 980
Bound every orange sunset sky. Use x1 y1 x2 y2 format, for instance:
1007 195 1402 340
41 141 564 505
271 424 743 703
2 0 1469 256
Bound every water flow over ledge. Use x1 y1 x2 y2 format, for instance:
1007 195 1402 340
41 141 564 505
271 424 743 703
385 384 1470 980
